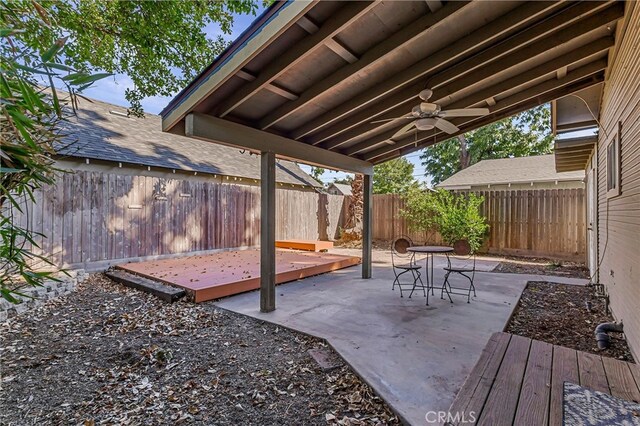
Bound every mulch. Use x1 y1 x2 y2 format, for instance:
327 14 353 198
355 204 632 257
493 259 590 279
0 274 399 425
506 281 634 362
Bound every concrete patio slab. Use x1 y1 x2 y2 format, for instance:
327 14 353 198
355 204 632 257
213 252 587 425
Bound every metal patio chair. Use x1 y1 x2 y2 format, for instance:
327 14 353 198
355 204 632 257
441 248 477 303
391 236 425 299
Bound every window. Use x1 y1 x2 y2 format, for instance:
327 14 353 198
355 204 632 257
606 124 621 198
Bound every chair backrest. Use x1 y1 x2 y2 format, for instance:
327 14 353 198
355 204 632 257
447 252 477 277
391 236 413 264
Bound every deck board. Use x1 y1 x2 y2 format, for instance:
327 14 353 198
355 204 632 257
449 332 639 425
449 333 512 417
601 356 640 402
478 334 531 426
117 249 360 302
275 239 334 251
577 351 610 393
514 340 553 426
549 345 579 426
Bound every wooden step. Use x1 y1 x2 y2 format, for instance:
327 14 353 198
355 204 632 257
275 239 334 252
106 270 186 302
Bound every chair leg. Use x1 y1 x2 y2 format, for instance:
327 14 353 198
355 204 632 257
441 272 453 303
395 269 410 297
408 269 418 298
461 272 475 303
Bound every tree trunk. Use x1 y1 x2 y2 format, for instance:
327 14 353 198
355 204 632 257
458 135 471 169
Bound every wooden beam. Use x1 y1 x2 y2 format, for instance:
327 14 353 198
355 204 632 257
260 151 276 312
555 136 598 148
297 15 319 34
265 83 299 101
368 76 605 163
236 69 257 81
556 120 599 132
236 69 299 100
364 65 606 161
258 1 469 129
362 174 373 279
327 36 613 152
336 2 620 147
217 1 376 118
426 1 619 90
325 38 358 63
555 146 596 155
289 1 564 140
162 0 314 131
425 1 442 13
313 82 423 148
346 59 608 157
184 113 373 175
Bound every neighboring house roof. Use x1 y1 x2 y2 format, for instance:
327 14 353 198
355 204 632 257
55 96 321 188
328 183 352 195
436 155 585 189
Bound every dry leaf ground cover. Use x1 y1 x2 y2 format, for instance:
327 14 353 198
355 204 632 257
0 275 399 425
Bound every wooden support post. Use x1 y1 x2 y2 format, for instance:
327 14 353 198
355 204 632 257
362 173 373 279
260 151 276 312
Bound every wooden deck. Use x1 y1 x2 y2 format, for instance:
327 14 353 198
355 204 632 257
275 239 334 251
449 332 640 425
117 249 360 303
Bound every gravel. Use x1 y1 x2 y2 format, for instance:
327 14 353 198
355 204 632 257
0 274 399 425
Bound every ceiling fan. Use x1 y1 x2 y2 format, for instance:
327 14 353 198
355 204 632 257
373 89 490 142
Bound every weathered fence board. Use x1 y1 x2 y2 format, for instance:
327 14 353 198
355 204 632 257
370 190 586 261
9 171 585 269
9 170 349 269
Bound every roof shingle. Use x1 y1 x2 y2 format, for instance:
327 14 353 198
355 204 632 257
436 155 585 188
56 96 321 187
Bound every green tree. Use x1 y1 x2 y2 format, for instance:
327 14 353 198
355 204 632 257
333 175 354 185
421 105 553 185
373 157 418 194
15 0 260 115
309 167 325 184
1 0 260 302
402 188 488 252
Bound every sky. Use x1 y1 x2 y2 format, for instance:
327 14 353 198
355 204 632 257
79 5 430 187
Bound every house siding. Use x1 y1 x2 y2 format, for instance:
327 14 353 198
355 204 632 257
596 2 640 360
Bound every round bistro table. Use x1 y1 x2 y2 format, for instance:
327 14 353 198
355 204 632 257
407 246 454 298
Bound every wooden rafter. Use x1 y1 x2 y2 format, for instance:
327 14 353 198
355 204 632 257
217 1 377 118
361 63 606 160
257 1 470 129
310 2 620 149
289 1 568 140
362 62 607 161
367 75 605 164
325 38 358 64
335 37 613 155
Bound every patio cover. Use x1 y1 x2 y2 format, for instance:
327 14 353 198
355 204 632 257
161 0 625 311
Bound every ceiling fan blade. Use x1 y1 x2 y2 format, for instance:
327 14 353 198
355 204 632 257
390 121 417 141
370 115 414 124
439 108 490 117
434 118 459 134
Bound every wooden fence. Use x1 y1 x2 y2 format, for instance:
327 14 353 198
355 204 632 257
10 170 349 269
372 189 586 261
11 171 585 269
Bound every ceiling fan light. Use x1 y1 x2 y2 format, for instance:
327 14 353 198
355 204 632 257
419 89 433 101
415 117 437 130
